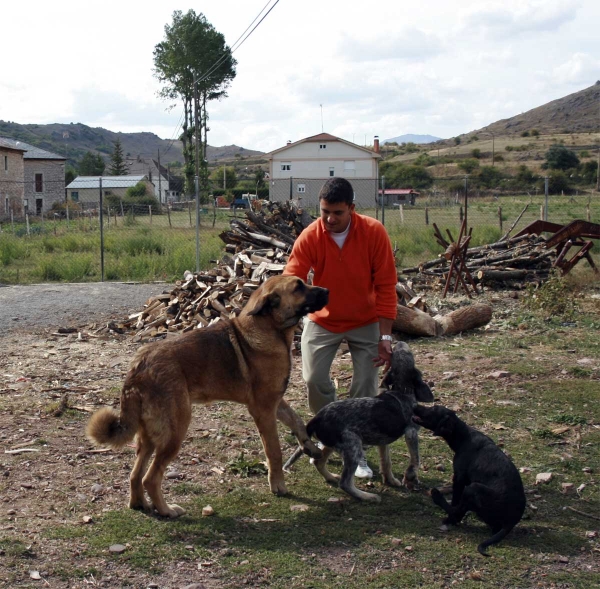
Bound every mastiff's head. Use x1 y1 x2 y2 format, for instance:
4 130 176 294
243 275 329 329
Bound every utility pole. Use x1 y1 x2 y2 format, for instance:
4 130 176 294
157 149 162 207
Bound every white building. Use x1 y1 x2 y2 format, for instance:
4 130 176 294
266 133 381 208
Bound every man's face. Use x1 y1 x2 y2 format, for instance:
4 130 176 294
320 200 355 233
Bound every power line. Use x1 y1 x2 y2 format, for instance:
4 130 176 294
161 0 281 157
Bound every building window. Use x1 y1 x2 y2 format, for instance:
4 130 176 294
343 160 356 171
35 173 43 193
297 184 305 193
329 167 335 177
71 191 79 202
319 144 327 149
281 162 291 171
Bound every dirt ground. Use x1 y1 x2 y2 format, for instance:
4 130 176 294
0 281 598 588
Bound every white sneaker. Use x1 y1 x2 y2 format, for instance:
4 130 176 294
355 458 373 479
309 441 325 465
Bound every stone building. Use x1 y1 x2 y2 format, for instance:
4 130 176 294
0 139 26 219
0 138 66 215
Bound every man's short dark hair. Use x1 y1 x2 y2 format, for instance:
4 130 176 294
319 177 354 205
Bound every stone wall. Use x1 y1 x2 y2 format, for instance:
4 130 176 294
0 148 25 218
24 160 65 214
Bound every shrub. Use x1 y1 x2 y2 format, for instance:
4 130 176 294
477 165 503 188
457 158 480 174
530 129 539 137
523 274 578 321
521 131 530 137
471 148 481 159
545 145 580 171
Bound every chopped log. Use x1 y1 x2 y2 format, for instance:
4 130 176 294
476 269 529 282
435 304 492 335
393 305 442 337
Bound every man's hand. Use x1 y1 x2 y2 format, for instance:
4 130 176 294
373 339 392 369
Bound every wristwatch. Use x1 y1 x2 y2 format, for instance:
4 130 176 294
379 335 393 342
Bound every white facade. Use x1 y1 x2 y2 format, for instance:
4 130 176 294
267 133 381 207
269 133 379 180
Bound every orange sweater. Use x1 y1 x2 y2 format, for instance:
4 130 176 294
283 212 397 333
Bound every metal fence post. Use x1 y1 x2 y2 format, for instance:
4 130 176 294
544 176 549 221
99 177 104 282
381 176 385 227
195 175 200 273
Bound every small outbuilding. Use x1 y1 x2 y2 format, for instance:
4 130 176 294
377 188 420 206
66 175 153 207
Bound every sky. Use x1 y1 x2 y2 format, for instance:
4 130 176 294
1 0 599 153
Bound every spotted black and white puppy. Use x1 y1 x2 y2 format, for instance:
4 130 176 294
284 341 433 502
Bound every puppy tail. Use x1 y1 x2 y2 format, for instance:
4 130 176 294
477 527 512 556
86 386 141 449
283 446 305 471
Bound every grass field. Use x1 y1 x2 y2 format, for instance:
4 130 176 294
0 194 598 284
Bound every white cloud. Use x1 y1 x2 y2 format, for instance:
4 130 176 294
337 28 443 62
463 0 581 38
551 53 600 86
0 0 598 151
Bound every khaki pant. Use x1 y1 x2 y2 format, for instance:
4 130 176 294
301 319 380 414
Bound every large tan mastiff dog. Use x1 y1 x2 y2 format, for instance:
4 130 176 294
86 276 328 518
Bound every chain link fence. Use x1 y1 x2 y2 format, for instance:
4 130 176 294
1 176 598 284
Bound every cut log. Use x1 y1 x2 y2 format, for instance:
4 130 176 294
393 305 442 337
435 304 492 336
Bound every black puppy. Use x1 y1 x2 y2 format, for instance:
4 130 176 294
413 404 526 556
284 341 433 502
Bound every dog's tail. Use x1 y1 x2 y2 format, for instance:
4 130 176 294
86 385 142 448
477 526 513 556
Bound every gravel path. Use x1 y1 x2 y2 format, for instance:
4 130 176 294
0 281 170 334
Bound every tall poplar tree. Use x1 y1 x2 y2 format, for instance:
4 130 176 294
154 10 236 197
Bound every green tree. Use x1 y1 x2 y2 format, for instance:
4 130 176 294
457 158 480 174
379 162 433 189
78 151 105 175
471 148 481 159
515 165 536 186
108 139 128 176
125 182 148 198
477 165 503 188
544 145 580 171
154 10 237 196
65 165 77 185
542 170 570 194
254 167 266 189
210 166 237 189
579 160 598 184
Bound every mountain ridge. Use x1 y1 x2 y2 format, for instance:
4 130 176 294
0 121 263 166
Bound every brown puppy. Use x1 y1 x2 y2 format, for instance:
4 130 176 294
86 276 328 518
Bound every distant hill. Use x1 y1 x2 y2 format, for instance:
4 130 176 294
383 134 442 144
0 121 263 167
459 81 600 140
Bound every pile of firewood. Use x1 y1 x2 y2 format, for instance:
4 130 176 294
401 233 556 291
109 203 492 341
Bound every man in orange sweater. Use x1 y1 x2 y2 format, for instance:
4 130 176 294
283 177 398 478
